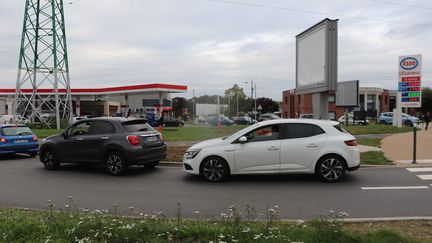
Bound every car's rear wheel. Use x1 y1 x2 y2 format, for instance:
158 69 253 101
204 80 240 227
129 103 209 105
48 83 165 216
105 152 128 176
200 157 229 182
316 155 345 182
40 148 60 170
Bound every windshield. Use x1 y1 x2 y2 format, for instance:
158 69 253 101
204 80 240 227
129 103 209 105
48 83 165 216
122 120 155 132
1 126 33 136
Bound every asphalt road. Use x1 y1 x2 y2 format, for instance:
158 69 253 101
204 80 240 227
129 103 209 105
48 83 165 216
0 155 431 220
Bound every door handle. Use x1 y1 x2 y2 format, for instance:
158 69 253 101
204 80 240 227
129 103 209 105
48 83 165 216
267 146 279 150
307 143 318 148
101 136 109 140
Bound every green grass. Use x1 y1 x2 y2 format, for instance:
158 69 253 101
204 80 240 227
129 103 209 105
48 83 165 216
361 151 394 165
357 138 381 148
342 124 413 135
0 207 423 243
33 129 63 139
159 125 248 141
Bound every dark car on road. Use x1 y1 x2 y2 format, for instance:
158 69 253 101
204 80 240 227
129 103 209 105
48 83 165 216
0 124 39 157
39 118 166 175
163 118 184 127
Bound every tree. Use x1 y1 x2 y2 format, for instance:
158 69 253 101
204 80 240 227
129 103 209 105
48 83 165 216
256 97 279 113
172 97 188 119
422 87 432 113
223 84 249 117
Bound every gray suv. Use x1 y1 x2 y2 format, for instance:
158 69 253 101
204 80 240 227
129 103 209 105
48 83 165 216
39 118 166 175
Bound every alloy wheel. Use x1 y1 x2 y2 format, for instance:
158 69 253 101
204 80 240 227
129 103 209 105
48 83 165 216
106 153 124 175
320 157 344 181
41 149 59 170
203 159 225 182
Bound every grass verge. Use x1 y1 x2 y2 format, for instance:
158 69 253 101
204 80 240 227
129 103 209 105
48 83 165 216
163 146 188 162
0 207 426 243
343 124 412 135
361 151 394 165
357 138 381 147
33 129 63 139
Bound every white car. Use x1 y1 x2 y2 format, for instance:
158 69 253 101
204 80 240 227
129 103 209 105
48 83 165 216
183 119 360 182
0 115 29 124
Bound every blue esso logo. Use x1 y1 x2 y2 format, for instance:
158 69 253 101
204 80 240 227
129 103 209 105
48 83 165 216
400 57 418 70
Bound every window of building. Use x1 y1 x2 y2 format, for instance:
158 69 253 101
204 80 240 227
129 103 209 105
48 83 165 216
328 112 336 120
328 95 335 103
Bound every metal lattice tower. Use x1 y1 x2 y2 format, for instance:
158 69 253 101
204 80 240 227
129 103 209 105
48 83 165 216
15 0 72 129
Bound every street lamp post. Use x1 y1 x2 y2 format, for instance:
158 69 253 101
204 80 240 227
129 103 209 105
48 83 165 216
245 80 257 120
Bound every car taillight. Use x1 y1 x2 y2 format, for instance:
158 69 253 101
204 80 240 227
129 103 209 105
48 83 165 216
0 137 6 143
159 134 164 142
127 135 140 146
344 140 357 146
32 135 38 141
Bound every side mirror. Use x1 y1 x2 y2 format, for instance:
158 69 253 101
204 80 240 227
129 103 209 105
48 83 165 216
62 132 68 139
238 136 248 144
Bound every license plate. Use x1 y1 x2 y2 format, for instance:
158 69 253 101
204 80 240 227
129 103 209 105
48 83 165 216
14 140 28 143
145 136 158 143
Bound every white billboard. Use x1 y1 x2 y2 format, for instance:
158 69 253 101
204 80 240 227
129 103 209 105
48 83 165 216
296 18 338 95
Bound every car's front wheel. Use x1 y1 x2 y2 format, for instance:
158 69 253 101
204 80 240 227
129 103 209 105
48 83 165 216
40 148 60 170
105 152 128 176
379 120 387 125
316 155 345 182
200 157 229 182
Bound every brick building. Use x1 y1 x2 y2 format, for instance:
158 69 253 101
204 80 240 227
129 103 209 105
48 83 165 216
282 87 397 120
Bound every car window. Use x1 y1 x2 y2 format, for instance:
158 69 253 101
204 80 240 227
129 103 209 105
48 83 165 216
89 121 115 135
69 121 92 136
244 124 280 142
333 125 347 133
122 120 155 132
285 123 326 138
1 126 33 136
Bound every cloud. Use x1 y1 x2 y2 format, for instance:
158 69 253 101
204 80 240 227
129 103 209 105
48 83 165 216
1 0 432 100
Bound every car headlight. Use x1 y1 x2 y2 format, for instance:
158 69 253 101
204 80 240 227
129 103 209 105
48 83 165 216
184 149 201 159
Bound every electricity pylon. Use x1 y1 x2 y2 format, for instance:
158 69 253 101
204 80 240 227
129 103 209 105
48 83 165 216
15 0 72 129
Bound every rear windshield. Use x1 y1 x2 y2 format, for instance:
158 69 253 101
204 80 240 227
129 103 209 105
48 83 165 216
1 126 33 136
122 120 155 132
333 125 348 133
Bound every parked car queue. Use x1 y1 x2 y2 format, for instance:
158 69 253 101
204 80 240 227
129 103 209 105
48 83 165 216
1 117 360 183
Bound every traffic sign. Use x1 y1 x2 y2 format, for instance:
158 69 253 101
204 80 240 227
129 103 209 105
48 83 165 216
398 55 422 108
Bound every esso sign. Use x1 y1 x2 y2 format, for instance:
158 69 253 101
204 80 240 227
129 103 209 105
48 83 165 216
400 57 418 70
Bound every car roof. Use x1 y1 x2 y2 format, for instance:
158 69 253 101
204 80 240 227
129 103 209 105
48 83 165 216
0 124 28 128
79 117 147 123
256 118 339 126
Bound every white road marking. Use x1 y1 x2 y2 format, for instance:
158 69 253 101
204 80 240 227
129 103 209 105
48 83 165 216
397 159 432 163
361 186 429 190
407 167 432 172
417 175 432 180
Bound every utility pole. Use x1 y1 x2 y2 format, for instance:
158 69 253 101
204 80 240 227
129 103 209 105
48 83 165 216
15 0 72 129
192 89 195 121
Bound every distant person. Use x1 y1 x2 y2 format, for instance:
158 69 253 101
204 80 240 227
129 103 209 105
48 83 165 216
424 112 431 131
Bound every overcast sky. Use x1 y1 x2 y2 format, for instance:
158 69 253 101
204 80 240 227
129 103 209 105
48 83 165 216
1 0 432 101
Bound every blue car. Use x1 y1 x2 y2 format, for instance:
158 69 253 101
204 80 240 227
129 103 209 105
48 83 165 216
378 112 420 126
0 124 39 157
